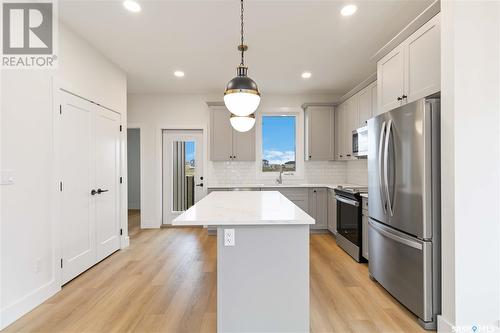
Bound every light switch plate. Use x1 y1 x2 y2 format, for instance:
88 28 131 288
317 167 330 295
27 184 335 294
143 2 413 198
0 170 15 185
224 229 235 246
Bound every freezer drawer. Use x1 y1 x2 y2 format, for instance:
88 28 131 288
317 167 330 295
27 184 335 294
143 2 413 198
368 219 433 322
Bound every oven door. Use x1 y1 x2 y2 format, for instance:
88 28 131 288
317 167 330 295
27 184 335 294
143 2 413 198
335 195 361 246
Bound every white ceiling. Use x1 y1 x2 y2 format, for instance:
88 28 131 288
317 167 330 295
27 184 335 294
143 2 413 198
59 0 433 95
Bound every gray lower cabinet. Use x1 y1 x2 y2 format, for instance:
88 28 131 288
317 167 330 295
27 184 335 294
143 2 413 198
362 197 369 260
308 188 327 230
327 189 337 234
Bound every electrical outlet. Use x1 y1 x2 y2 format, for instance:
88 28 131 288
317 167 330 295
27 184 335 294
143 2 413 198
224 229 235 246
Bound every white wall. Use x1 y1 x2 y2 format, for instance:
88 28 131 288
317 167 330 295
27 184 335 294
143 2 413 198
439 1 500 331
0 24 127 329
127 93 351 228
127 128 141 209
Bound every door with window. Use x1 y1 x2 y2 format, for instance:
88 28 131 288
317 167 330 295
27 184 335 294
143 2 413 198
162 130 205 224
57 90 121 284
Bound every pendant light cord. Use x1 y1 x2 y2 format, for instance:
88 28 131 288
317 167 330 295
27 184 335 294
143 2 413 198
240 0 245 66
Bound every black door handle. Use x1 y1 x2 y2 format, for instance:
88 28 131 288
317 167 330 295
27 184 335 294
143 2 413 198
91 189 97 195
402 94 407 99
397 96 403 101
97 188 109 194
196 183 204 187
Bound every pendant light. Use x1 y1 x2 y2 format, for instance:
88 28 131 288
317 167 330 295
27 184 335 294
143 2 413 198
224 0 261 126
230 113 256 133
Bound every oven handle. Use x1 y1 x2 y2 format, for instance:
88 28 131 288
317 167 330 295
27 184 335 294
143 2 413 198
335 195 360 207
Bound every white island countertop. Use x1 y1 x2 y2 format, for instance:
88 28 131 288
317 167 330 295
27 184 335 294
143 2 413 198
173 191 315 226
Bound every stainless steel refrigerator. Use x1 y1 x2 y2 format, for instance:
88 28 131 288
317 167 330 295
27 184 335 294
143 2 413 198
367 97 441 330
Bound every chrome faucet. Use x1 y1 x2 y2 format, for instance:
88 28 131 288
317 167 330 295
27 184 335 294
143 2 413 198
276 165 284 185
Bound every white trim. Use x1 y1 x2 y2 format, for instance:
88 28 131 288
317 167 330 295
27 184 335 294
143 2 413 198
155 124 208 227
256 107 305 181
437 315 454 333
0 279 60 330
126 123 145 230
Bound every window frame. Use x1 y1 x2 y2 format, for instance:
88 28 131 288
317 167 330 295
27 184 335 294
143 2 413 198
256 108 304 180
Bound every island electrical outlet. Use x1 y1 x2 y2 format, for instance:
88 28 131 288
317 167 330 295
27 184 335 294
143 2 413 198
224 229 235 246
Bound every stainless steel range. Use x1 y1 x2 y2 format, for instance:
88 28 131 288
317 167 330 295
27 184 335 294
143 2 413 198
334 186 367 262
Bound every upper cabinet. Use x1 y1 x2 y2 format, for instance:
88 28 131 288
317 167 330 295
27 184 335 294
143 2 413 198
377 45 405 112
335 80 376 161
210 108 255 161
304 105 335 161
377 14 440 113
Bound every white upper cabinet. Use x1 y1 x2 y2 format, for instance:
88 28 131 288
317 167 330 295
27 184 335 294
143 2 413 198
210 108 255 161
232 125 256 161
378 45 405 113
357 82 375 126
404 14 440 103
305 106 335 161
377 14 440 113
371 82 380 116
335 103 346 160
210 109 233 161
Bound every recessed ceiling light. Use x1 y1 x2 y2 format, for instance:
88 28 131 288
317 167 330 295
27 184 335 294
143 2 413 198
174 71 185 78
123 0 141 13
301 72 312 79
341 4 357 16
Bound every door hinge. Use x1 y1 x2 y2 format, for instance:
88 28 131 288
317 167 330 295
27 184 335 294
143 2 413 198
59 181 63 191
120 228 123 236
119 125 122 132
60 258 63 268
59 105 62 115
119 176 123 184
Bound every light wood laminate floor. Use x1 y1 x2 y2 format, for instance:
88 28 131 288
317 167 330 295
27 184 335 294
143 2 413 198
4 212 431 333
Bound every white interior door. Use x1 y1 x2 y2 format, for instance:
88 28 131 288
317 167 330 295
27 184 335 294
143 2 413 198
162 130 205 225
59 92 96 284
94 107 121 262
58 90 121 284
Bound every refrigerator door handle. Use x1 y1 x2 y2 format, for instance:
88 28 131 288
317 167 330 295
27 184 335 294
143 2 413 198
369 219 422 250
383 119 394 216
378 121 387 214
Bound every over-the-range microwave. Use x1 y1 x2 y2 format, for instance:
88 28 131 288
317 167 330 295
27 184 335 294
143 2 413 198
352 126 368 157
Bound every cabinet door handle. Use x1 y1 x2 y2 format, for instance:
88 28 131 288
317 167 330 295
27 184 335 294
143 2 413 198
402 94 407 99
397 96 403 101
91 189 97 196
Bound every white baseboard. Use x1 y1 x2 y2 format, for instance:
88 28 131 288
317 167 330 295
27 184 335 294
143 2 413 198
438 315 454 333
438 316 500 333
120 235 130 248
0 279 60 330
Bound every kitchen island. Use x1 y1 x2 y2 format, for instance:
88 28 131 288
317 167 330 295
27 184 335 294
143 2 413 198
173 191 315 333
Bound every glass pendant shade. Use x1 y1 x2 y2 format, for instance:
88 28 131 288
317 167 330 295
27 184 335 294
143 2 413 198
224 66 261 116
230 113 256 133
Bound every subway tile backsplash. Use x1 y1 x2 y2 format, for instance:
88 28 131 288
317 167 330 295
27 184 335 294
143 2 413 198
208 160 360 186
346 159 368 186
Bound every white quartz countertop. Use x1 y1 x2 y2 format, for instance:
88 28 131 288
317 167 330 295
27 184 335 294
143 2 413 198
173 191 315 226
206 183 362 190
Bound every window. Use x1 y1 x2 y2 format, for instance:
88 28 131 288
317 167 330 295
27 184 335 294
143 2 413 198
261 115 296 172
